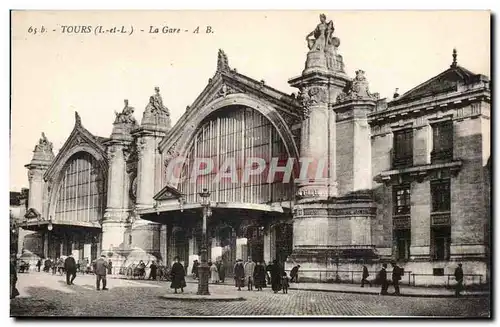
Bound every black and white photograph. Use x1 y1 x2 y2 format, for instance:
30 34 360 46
8 9 491 318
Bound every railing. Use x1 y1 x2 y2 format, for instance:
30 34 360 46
285 269 413 285
410 273 484 287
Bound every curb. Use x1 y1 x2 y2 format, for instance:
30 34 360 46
184 280 489 299
160 294 246 302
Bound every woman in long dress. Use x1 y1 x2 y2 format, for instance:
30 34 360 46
253 261 266 291
209 261 219 284
170 256 186 293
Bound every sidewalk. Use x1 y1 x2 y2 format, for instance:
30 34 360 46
183 279 489 298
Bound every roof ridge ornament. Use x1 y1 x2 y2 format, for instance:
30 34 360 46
450 48 457 68
75 111 82 127
216 49 229 72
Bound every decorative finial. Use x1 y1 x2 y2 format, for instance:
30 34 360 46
217 49 229 72
393 88 400 99
75 111 82 126
451 48 457 68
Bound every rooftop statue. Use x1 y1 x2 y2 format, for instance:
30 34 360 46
114 99 137 125
34 132 53 153
151 87 170 117
304 14 343 72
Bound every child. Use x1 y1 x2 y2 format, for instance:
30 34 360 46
282 272 290 294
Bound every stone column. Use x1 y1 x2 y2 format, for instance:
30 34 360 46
263 227 271 263
43 232 49 258
160 224 167 264
102 142 130 252
25 133 55 213
102 107 137 266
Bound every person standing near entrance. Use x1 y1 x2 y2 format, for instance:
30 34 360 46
192 260 199 279
233 259 245 291
391 261 402 295
378 263 389 295
218 260 226 283
107 259 113 275
253 261 266 291
244 258 256 291
94 255 109 290
454 263 464 296
149 261 158 280
361 264 371 287
209 261 219 284
36 258 42 272
64 254 77 285
170 256 186 294
270 260 282 293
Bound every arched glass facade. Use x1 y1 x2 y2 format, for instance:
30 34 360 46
53 152 106 223
178 106 293 204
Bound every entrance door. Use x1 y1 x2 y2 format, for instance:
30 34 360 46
220 226 236 276
274 223 293 265
247 226 264 263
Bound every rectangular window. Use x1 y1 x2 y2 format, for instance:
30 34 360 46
431 121 453 162
393 128 413 168
431 227 451 260
394 229 411 261
431 179 451 212
393 185 411 215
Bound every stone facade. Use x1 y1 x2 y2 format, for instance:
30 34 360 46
19 16 490 285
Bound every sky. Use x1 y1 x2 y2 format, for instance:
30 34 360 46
10 10 490 192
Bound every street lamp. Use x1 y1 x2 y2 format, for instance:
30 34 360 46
47 217 53 231
197 188 211 296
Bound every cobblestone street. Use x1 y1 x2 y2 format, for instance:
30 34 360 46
10 272 490 317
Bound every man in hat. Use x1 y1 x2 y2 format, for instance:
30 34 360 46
391 261 403 295
233 259 245 291
379 263 389 295
94 255 109 291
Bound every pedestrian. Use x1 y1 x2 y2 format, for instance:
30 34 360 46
253 261 266 291
290 265 300 283
454 263 464 296
149 260 158 280
282 272 290 294
64 254 77 285
391 261 402 295
107 259 113 275
93 255 109 290
36 258 42 272
170 256 186 294
361 264 371 287
244 257 256 291
218 260 225 283
270 260 282 293
192 260 199 279
265 261 273 285
233 259 245 291
10 254 19 299
378 263 389 295
209 261 218 284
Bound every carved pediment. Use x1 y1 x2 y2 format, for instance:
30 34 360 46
44 111 109 181
24 208 41 220
392 65 481 104
153 184 183 201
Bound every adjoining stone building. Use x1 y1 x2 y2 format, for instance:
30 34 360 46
19 15 490 285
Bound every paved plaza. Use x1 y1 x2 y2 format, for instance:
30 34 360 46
10 272 490 317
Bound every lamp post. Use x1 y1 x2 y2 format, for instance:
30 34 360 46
197 188 211 295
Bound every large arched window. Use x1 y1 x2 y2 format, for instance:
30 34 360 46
178 106 292 204
53 152 106 223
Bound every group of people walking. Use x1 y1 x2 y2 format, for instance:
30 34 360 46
233 258 297 293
